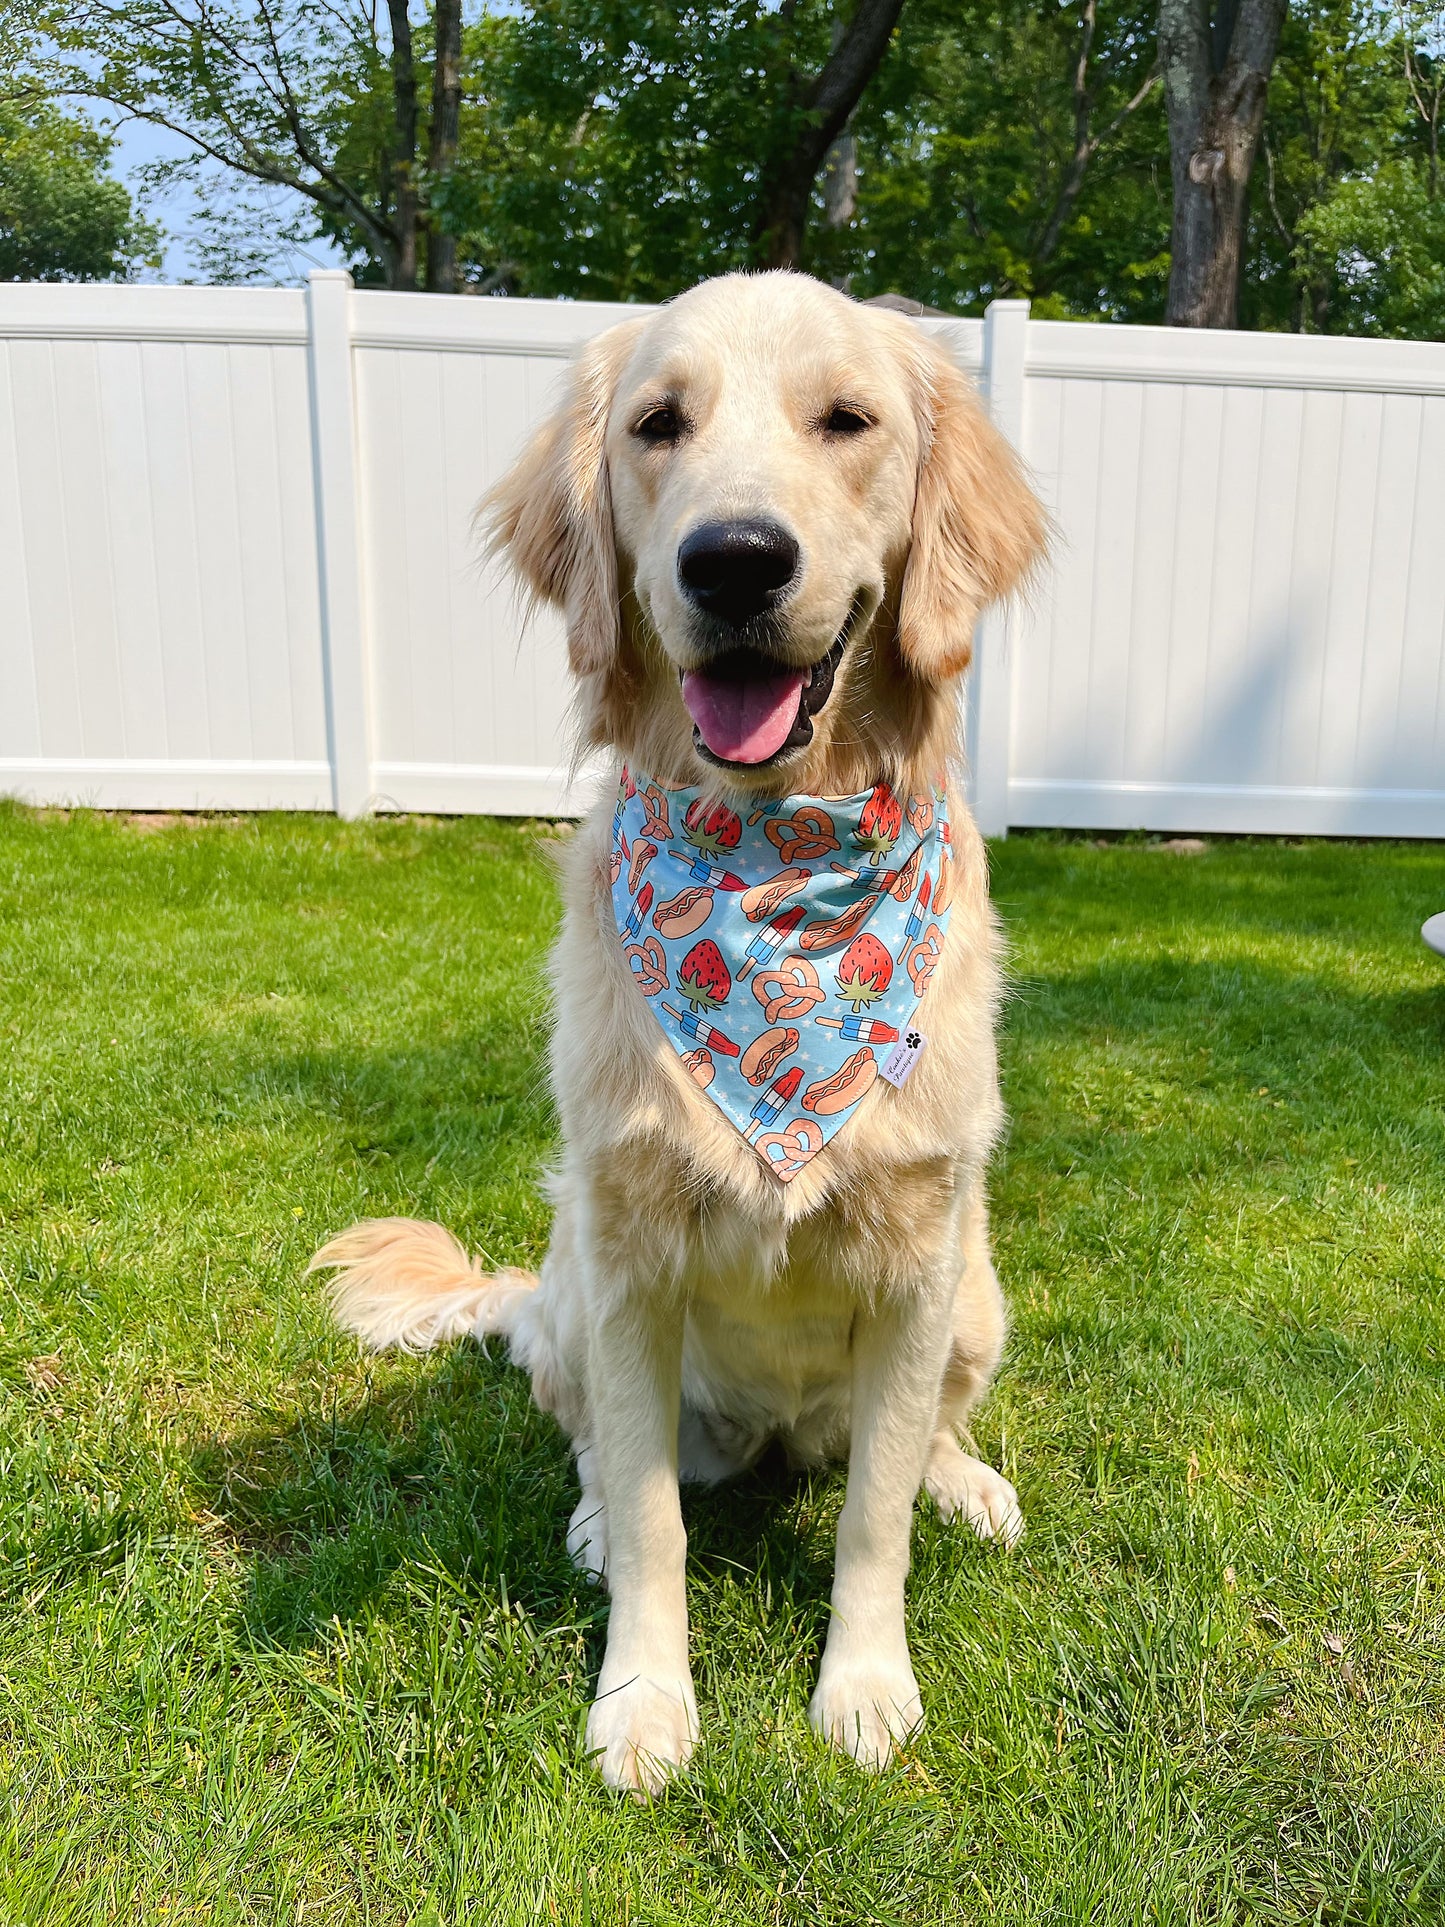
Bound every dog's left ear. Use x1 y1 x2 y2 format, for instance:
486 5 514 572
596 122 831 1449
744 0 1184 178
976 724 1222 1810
897 333 1047 682
481 318 644 677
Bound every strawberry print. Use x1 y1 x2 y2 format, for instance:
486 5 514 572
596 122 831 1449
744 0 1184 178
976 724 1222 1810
676 937 732 1012
684 800 742 859
835 933 893 1011
853 783 903 865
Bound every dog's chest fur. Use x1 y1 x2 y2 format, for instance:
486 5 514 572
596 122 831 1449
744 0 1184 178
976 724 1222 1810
546 788 1001 1468
681 1264 856 1476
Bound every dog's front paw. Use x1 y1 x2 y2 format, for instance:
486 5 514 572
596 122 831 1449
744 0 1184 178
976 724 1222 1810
586 1671 698 1797
809 1654 923 1770
924 1438 1024 1546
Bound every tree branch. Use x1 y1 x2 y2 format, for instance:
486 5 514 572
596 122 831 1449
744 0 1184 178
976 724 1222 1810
1034 0 1160 272
752 0 908 268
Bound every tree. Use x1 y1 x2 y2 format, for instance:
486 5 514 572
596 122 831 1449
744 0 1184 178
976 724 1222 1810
1238 0 1444 336
0 100 157 281
60 0 483 290
459 2 916 298
1396 0 1442 196
828 0 1168 317
751 0 908 267
58 1 911 293
1158 0 1289 326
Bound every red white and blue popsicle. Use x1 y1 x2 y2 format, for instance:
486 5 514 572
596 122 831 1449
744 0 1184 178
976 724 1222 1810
736 902 806 980
621 882 654 941
814 1015 899 1043
830 862 897 894
661 1002 740 1057
667 848 747 891
744 1065 803 1138
898 870 932 951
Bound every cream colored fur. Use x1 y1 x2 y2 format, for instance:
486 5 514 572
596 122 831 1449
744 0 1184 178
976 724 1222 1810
313 272 1045 1797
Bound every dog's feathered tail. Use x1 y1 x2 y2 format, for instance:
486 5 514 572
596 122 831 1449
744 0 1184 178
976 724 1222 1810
309 1218 537 1354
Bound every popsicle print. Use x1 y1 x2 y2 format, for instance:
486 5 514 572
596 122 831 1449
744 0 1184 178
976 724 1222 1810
660 1003 740 1056
668 848 747 891
897 870 932 956
621 882 654 942
744 1065 804 1140
736 902 806 980
814 1015 899 1043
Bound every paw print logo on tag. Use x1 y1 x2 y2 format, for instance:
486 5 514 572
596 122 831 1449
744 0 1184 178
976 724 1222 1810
879 1030 927 1089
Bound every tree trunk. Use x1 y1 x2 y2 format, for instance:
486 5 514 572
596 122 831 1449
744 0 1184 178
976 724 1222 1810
753 0 907 270
386 0 420 289
1159 0 1287 326
425 0 463 292
822 125 858 289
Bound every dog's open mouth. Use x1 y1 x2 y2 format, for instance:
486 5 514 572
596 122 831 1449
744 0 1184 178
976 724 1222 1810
680 615 854 769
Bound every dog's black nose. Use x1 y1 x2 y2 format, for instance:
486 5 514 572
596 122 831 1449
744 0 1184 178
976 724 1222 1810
677 519 800 628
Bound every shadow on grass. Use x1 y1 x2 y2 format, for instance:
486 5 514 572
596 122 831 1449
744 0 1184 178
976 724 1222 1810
186 942 1442 1658
191 1344 837 1662
255 1029 555 1181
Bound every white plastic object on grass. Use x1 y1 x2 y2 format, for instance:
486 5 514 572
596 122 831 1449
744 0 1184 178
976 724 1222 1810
1423 913 1445 957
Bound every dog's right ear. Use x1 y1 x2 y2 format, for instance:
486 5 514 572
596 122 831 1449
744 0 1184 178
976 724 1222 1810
481 319 644 676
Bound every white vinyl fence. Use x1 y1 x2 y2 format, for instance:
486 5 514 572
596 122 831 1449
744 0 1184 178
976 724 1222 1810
3 272 1443 837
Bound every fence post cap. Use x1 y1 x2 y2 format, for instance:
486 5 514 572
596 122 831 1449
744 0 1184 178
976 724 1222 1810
307 269 355 288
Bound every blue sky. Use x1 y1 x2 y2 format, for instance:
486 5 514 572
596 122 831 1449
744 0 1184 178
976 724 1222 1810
105 111 343 283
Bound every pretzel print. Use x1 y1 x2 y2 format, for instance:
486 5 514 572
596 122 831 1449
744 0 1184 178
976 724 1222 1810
905 792 934 835
754 1117 823 1180
905 923 944 997
680 1047 715 1088
765 805 839 865
639 783 672 841
625 937 668 997
751 955 824 1023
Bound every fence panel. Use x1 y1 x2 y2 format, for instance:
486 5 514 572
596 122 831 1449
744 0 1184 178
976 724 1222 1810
1009 322 1445 836
2 278 1441 835
348 291 634 816
0 286 332 809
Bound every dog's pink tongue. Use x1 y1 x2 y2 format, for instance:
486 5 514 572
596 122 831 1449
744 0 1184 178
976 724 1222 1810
681 667 806 764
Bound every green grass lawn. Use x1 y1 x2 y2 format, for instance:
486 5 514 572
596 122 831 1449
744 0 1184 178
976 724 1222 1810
0 804 1442 1925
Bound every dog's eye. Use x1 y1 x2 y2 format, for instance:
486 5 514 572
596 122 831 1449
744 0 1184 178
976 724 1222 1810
823 404 873 437
633 405 682 444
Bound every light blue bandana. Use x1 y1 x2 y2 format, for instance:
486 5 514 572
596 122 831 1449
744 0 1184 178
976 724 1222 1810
609 769 954 1182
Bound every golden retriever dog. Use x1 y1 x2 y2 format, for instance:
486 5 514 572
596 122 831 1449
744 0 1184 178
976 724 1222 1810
313 271 1045 1795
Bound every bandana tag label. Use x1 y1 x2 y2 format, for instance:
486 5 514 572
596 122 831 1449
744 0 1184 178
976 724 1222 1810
878 1029 927 1088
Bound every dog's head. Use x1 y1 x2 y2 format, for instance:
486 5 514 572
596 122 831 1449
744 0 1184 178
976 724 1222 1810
485 272 1044 796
